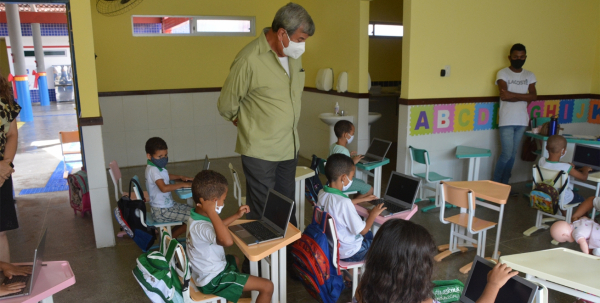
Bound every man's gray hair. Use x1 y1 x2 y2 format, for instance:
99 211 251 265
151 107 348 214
272 3 315 36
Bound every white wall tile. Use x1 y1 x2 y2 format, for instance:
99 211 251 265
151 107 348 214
125 129 150 167
99 96 124 134
122 95 148 130
196 126 218 159
193 92 220 126
102 130 127 169
147 94 171 130
171 126 196 162
217 124 239 158
171 93 194 128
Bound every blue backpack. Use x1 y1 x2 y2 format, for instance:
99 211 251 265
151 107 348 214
291 207 344 303
305 155 325 204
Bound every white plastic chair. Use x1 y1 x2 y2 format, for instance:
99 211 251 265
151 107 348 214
228 163 245 207
523 165 580 240
320 207 364 297
108 160 149 201
132 177 182 236
435 182 497 274
409 146 452 212
59 131 82 178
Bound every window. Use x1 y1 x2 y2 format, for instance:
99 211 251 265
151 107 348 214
368 23 403 38
132 15 255 37
24 50 67 57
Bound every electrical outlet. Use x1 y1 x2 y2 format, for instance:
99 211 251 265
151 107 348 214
444 65 451 77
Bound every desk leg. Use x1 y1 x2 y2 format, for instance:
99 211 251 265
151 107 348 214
473 158 481 181
250 261 259 302
270 250 280 303
300 179 306 231
467 158 474 181
492 204 504 261
294 180 301 230
373 166 382 198
40 296 54 303
279 246 287 303
261 259 270 280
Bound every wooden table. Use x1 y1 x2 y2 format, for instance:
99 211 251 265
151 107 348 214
295 166 315 231
455 146 492 181
442 181 510 262
229 220 301 303
354 204 418 234
3 261 75 303
356 158 390 197
501 248 600 302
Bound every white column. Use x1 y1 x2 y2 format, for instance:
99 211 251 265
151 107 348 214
5 4 25 75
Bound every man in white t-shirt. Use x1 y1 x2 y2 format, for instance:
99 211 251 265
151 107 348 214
493 43 538 185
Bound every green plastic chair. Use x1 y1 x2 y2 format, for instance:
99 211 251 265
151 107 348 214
409 146 452 212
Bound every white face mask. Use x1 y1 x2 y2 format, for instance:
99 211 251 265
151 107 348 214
215 201 224 214
347 134 354 144
342 176 353 191
560 149 566 159
281 32 305 59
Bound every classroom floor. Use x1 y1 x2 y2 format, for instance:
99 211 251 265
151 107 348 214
4 106 595 302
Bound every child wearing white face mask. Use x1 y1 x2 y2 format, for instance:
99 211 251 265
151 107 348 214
330 120 376 203
187 170 274 303
317 154 385 262
538 135 594 215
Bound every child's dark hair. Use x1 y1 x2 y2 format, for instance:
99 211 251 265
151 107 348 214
356 219 436 303
333 120 353 138
324 154 354 183
145 137 168 155
192 170 228 203
510 43 526 54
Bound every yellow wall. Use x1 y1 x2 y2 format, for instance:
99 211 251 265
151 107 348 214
402 0 600 99
72 1 100 117
369 0 403 82
592 2 600 94
0 38 9 78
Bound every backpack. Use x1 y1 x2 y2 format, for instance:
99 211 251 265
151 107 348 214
305 155 325 204
291 207 344 303
67 170 91 217
133 229 190 303
530 166 568 215
118 178 156 251
432 280 465 303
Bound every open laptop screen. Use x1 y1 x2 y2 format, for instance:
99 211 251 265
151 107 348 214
366 139 390 158
385 172 420 204
463 257 535 303
262 190 293 232
573 145 600 168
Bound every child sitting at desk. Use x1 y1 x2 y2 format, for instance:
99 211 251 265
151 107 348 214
0 261 32 296
145 137 193 238
330 120 375 202
355 219 518 303
318 154 385 262
538 135 595 216
187 170 273 303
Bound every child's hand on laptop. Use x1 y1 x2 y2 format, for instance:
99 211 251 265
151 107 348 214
487 263 518 290
352 195 377 205
0 262 32 279
0 282 27 296
236 205 250 219
368 203 386 217
352 154 364 164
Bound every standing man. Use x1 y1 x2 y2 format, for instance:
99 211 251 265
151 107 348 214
493 43 537 185
218 3 315 226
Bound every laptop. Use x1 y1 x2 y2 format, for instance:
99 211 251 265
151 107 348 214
573 144 600 173
203 155 210 171
358 172 421 217
358 138 392 164
0 228 47 300
459 256 537 303
229 189 294 246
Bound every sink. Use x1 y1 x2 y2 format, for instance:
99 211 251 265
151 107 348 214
318 113 353 126
319 113 354 145
368 112 382 125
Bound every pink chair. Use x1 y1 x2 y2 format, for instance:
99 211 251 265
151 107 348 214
108 160 149 202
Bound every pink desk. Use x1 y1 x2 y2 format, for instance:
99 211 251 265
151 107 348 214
3 261 75 303
354 205 419 234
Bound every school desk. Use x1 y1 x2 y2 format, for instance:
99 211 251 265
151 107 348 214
229 220 301 303
524 132 600 158
354 204 418 234
356 158 390 197
173 186 194 206
439 181 510 268
500 248 600 302
295 166 315 231
455 146 492 181
4 261 75 303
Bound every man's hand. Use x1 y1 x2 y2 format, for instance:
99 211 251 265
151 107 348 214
236 205 250 219
232 119 238 127
499 89 513 101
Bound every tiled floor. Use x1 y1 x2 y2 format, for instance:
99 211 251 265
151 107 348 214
4 103 593 302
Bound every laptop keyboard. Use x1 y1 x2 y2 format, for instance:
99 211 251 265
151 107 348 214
240 221 278 241
369 199 408 213
0 274 30 298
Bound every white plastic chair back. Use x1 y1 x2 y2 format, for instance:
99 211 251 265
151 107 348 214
229 163 243 207
532 165 569 208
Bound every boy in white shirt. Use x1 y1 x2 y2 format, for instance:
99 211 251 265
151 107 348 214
145 137 194 238
317 154 385 262
538 135 596 218
187 170 273 303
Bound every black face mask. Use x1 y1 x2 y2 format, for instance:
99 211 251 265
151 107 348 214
510 59 526 69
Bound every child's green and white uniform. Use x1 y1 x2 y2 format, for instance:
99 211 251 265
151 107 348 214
186 210 249 302
329 143 372 194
